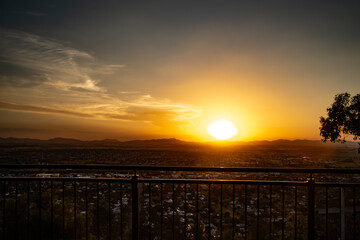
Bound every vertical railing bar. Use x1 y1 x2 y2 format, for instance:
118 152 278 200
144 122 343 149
85 181 88 240
108 181 112 240
120 182 123 240
51 181 53 240
149 183 152 240
307 178 315 240
325 187 328 240
15 180 18 240
196 184 199 240
282 184 284 240
339 187 342 240
341 186 345 240
208 183 211 240
74 180 76 240
160 183 163 240
257 184 260 240
27 181 30 240
173 183 175 240
97 181 100 240
269 185 272 240
132 175 139 240
294 186 297 240
220 184 223 240
245 184 247 240
2 181 5 240
184 183 187 240
341 187 345 240
232 184 235 240
353 186 356 240
39 181 42 240
62 181 65 240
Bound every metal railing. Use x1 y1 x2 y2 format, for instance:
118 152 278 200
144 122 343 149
0 165 359 240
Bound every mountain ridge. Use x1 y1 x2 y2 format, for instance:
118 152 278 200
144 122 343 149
0 137 357 148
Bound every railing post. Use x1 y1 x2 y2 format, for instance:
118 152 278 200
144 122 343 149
307 178 315 240
132 174 139 240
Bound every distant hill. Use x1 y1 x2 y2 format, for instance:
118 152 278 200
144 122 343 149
0 137 195 149
0 137 357 149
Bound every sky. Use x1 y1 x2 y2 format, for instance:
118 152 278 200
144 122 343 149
0 1 359 141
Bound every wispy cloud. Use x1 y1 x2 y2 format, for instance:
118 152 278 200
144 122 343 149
0 101 94 118
0 29 202 127
0 28 123 92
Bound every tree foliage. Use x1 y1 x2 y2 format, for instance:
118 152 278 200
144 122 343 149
320 92 360 152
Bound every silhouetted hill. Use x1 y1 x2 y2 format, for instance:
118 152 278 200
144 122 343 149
0 137 357 149
0 137 194 149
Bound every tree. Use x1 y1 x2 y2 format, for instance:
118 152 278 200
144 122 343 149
320 92 360 152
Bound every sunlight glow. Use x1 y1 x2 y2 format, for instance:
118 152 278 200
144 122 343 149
207 120 238 140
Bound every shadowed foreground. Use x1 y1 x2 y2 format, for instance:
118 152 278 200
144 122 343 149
1 165 360 240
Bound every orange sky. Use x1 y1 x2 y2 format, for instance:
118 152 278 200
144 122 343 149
1 2 360 141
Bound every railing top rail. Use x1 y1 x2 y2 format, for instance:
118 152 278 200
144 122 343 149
1 164 360 174
139 178 309 186
0 176 132 182
0 176 310 185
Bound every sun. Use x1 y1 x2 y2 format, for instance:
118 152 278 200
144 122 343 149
207 119 238 140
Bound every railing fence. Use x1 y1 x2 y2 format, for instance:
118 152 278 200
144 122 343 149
0 165 359 240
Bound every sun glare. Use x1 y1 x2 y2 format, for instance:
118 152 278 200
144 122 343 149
207 120 238 140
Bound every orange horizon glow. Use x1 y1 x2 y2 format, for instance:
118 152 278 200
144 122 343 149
0 100 325 142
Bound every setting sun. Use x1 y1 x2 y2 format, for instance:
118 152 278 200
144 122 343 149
207 120 238 140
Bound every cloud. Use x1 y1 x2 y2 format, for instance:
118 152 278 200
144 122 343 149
0 101 94 118
0 98 201 127
0 29 202 127
0 28 123 92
